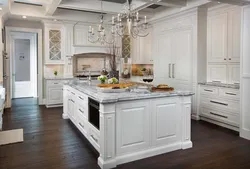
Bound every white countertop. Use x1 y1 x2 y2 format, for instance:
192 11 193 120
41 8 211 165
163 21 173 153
66 80 194 103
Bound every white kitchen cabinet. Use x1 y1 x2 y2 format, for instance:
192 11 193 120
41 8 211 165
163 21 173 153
206 6 241 84
198 84 240 131
131 28 153 64
207 64 227 83
228 65 240 84
116 100 150 155
45 79 65 108
207 6 241 63
228 8 241 63
154 28 193 90
44 23 65 64
207 13 228 63
152 98 180 146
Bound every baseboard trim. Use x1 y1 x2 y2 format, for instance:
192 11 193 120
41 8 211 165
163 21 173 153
240 128 250 140
191 114 200 120
45 104 63 108
200 117 239 132
98 142 187 169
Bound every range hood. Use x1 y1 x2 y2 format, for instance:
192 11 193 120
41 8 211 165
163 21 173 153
72 52 110 77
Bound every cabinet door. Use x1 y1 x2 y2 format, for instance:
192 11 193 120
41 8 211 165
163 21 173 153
44 24 64 64
47 86 63 105
172 28 193 90
74 25 89 46
64 24 74 56
63 87 68 115
154 32 173 85
207 13 228 63
207 64 227 83
228 65 240 84
152 98 181 146
228 9 241 63
139 30 153 64
116 100 150 155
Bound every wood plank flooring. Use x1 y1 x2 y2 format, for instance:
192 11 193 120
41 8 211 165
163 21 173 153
0 98 250 169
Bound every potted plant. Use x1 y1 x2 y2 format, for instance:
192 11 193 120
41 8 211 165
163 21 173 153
98 75 108 84
54 70 58 77
108 44 120 80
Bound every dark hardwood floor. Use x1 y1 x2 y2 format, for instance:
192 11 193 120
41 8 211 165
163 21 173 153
0 98 250 169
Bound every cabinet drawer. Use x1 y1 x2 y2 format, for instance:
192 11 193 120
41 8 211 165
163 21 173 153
77 116 88 137
219 88 240 100
200 107 239 127
77 103 88 119
88 126 100 151
47 80 64 86
76 93 88 103
200 86 219 96
200 97 239 114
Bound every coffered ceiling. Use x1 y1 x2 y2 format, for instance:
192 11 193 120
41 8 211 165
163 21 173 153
2 0 250 22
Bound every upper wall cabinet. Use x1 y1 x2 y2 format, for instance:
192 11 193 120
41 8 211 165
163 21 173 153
207 6 241 63
131 28 153 64
44 23 65 64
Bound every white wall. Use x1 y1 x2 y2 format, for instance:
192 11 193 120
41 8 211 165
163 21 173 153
5 19 43 29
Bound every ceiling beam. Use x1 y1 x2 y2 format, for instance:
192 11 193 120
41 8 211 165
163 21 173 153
155 0 187 7
45 0 62 16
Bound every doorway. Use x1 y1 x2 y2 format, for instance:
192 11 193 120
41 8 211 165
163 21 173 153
11 32 37 99
5 27 43 108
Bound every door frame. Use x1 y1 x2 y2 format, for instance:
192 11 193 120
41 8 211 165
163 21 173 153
11 32 37 99
5 27 43 107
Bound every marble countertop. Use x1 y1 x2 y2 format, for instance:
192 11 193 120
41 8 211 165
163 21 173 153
44 77 75 80
198 82 240 89
66 80 194 103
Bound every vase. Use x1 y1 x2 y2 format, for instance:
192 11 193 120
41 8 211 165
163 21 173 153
109 70 119 80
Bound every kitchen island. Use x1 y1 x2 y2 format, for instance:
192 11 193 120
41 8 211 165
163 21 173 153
62 80 194 169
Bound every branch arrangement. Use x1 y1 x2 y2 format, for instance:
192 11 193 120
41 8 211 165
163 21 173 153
108 44 120 71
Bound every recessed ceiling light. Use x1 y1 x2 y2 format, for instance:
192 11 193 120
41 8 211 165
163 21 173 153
218 1 221 3
0 7 2 11
22 16 27 19
53 19 57 22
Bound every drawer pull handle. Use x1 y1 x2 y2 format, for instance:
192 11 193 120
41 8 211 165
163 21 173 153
79 123 84 129
71 92 75 95
210 100 228 106
225 92 237 96
204 89 213 92
79 109 84 114
78 96 84 100
54 83 59 84
90 134 98 143
210 112 228 119
71 99 75 103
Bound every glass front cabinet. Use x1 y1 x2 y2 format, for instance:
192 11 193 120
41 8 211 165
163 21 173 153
44 23 65 64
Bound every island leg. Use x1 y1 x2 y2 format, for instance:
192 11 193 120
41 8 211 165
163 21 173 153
98 103 117 169
181 96 193 149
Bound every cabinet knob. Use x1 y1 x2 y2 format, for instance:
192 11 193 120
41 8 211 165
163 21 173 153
224 58 226 60
229 58 231 60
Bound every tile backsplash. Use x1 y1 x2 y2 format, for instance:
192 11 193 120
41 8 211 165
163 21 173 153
44 65 64 78
132 64 153 76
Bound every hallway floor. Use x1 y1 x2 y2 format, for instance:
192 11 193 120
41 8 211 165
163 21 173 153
0 98 250 169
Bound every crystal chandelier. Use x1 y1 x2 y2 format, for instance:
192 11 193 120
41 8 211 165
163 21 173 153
88 0 150 44
88 0 115 45
113 0 150 38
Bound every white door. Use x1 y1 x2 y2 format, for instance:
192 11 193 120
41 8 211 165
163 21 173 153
207 64 227 83
13 39 32 98
11 32 37 99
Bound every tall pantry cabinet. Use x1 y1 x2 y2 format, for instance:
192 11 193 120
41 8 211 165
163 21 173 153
153 8 207 119
207 5 241 84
